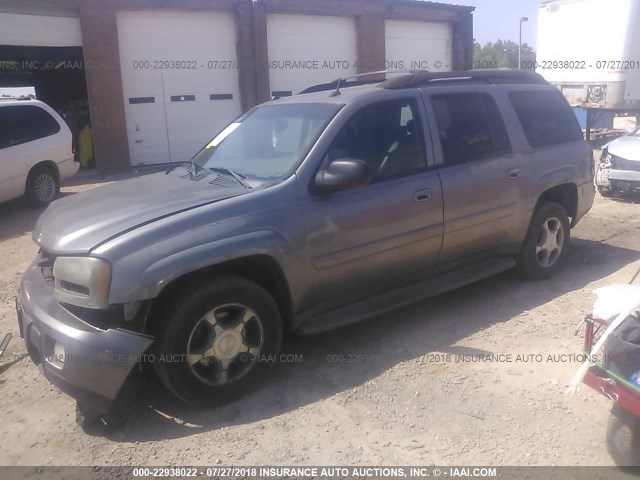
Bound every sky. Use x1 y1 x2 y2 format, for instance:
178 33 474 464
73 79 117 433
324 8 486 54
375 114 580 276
448 0 540 48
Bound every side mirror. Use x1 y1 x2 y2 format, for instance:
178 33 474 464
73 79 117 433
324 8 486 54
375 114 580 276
315 159 371 191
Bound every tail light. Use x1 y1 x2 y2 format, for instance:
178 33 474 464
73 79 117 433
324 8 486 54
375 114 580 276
72 135 76 155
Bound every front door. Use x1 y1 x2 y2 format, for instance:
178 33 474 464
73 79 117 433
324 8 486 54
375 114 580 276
304 97 444 304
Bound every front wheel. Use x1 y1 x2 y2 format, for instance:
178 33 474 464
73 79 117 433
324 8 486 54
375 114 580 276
152 276 283 406
515 201 570 280
607 404 640 466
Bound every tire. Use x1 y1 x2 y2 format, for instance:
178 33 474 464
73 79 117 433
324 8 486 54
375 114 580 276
607 404 640 466
152 275 283 406
598 185 613 198
515 201 570 280
26 165 59 207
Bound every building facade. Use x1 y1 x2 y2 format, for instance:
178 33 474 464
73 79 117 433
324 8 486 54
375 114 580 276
0 0 473 171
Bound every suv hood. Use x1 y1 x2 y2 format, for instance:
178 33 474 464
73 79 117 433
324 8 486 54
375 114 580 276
33 170 249 254
608 135 640 161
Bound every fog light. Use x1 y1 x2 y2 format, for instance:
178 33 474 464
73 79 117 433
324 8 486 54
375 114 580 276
50 342 65 369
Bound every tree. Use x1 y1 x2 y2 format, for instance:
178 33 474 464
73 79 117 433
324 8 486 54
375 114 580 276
473 39 536 69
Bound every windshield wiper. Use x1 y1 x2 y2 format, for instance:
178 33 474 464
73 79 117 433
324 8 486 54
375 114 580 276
190 159 205 176
209 167 251 188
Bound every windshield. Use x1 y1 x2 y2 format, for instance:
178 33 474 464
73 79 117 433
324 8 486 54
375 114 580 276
192 103 339 181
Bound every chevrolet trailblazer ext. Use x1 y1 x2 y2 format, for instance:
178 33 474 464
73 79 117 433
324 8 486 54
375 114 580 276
17 70 595 424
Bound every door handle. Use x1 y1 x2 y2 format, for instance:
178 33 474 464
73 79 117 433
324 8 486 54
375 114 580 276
413 189 433 202
507 168 521 179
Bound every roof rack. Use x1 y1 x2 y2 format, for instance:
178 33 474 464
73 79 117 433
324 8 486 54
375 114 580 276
300 69 548 97
300 70 418 96
0 96 34 101
379 69 549 89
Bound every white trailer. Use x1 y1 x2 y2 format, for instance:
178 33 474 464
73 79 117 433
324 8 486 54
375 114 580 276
536 0 640 110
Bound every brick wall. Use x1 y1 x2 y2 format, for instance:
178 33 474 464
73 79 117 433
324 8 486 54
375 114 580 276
76 0 256 171
78 2 130 171
254 0 474 103
0 0 256 171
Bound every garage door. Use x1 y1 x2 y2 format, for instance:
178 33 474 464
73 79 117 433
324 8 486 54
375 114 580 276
385 20 452 72
267 14 358 97
118 11 242 166
0 12 82 47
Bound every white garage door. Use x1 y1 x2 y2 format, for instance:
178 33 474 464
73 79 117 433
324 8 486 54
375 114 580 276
0 12 82 47
118 11 242 166
385 20 452 72
267 14 358 97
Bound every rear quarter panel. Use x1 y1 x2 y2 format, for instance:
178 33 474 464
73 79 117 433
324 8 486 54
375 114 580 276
498 85 593 222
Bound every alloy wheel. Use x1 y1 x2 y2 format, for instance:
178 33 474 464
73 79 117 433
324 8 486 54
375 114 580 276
186 303 264 386
535 217 565 268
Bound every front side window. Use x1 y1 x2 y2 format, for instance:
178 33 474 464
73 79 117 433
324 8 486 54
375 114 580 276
192 103 339 181
0 105 60 149
325 98 427 182
431 93 511 166
509 90 583 148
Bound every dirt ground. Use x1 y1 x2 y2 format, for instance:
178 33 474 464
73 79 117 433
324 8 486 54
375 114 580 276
1 169 640 467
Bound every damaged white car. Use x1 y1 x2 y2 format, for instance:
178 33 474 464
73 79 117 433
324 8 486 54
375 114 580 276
596 124 640 196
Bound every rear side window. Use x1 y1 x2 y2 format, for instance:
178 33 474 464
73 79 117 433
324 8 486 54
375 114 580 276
0 105 61 149
509 91 583 148
432 93 511 166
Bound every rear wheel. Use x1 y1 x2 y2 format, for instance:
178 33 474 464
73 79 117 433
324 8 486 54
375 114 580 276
152 276 282 405
598 185 613 198
516 201 570 280
607 404 640 466
26 165 59 207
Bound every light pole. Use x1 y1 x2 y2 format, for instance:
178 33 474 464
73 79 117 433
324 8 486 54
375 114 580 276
519 17 529 69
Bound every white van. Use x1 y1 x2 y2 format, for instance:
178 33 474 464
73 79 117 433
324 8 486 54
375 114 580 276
0 99 79 206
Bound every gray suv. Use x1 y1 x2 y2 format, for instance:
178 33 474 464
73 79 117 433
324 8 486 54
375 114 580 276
16 70 595 421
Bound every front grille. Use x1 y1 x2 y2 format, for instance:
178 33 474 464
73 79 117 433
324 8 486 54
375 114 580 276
612 156 640 172
38 250 56 288
38 250 56 268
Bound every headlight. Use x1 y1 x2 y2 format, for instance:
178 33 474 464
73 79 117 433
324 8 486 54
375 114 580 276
52 257 111 309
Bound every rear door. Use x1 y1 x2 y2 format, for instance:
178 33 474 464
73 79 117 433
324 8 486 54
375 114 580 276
423 89 530 264
304 95 444 303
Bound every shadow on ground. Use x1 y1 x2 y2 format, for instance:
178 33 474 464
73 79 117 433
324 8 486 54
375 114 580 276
605 191 640 205
0 192 80 243
0 197 46 243
96 237 640 442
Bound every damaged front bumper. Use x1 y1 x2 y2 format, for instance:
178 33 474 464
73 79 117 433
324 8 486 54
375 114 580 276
17 258 154 414
596 154 640 190
596 167 640 187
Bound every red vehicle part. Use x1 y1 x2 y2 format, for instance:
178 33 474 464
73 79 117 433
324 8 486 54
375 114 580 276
582 314 640 419
583 368 640 418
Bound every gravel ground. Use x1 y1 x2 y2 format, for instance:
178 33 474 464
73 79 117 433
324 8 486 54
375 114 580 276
1 171 640 467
